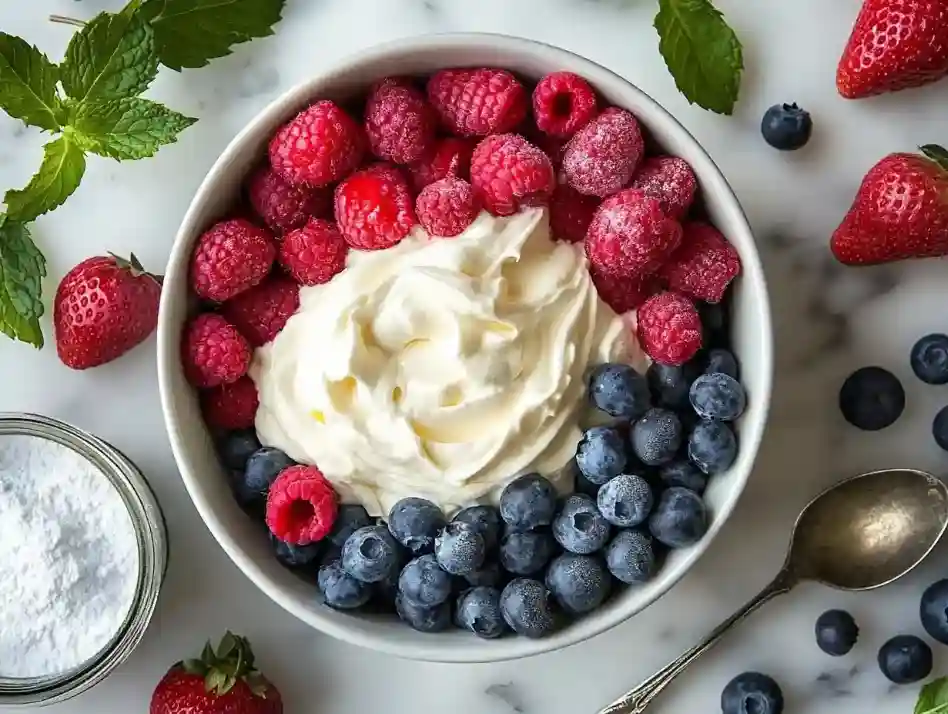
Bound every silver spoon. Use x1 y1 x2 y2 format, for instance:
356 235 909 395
598 468 948 714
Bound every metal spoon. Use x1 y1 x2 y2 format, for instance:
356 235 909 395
598 468 948 714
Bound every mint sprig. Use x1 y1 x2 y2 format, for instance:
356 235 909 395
5 135 86 223
0 217 47 348
915 677 948 714
74 97 197 160
0 33 63 132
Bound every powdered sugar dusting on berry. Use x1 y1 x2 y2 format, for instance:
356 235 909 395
628 156 697 220
562 108 644 197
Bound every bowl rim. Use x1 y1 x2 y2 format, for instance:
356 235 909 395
158 32 774 663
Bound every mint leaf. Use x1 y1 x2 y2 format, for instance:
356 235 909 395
141 0 285 71
73 97 196 160
0 217 46 348
61 12 158 103
0 33 62 131
916 677 948 714
654 0 743 115
5 135 86 223
921 145 948 172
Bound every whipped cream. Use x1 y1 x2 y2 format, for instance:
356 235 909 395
251 209 646 517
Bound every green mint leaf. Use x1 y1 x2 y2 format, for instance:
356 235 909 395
654 0 743 115
73 97 196 160
5 135 86 223
921 145 948 172
141 0 285 71
0 218 46 348
61 12 159 103
916 677 948 714
0 33 62 132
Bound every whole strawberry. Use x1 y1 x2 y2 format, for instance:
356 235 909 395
150 633 282 714
830 145 948 265
54 254 161 370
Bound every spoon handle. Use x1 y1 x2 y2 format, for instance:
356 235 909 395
596 570 796 714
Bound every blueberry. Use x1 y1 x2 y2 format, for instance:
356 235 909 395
435 521 486 575
647 362 699 411
920 579 948 644
721 672 784 714
588 363 651 419
217 429 261 470
574 466 602 498
397 553 452 607
648 487 708 548
328 504 372 548
576 426 627 485
839 366 905 431
911 334 948 384
932 407 948 451
545 553 612 614
341 525 400 583
705 348 739 379
270 532 322 569
500 530 556 575
465 560 505 588
690 373 746 421
597 473 653 527
605 529 657 584
387 497 446 555
760 102 812 151
815 609 858 656
452 505 501 552
394 592 451 632
631 408 682 466
455 586 508 639
659 459 708 495
318 559 372 610
499 473 557 531
688 421 737 475
552 494 612 554
500 578 558 638
235 447 294 510
877 635 932 684
699 301 729 347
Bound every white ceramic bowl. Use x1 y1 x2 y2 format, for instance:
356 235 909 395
158 34 773 663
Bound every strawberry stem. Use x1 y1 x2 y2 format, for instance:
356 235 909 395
108 252 164 286
920 145 948 173
181 632 270 699
48 15 86 27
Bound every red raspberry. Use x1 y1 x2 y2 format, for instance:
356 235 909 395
266 465 338 545
279 218 348 285
201 376 259 430
532 71 598 139
585 188 682 278
221 275 300 347
415 177 480 237
590 265 660 314
549 183 600 243
659 222 741 304
408 137 475 192
628 156 698 220
269 100 364 188
426 68 527 137
562 107 645 197
246 166 330 234
469 134 555 216
365 78 437 164
636 291 703 365
189 218 276 302
181 313 251 389
334 164 417 250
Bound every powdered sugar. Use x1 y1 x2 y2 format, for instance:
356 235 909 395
0 434 139 678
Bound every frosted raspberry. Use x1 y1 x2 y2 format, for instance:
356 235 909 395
532 71 598 138
408 137 475 192
469 134 555 216
181 313 251 388
365 78 437 164
334 164 417 250
590 265 660 314
549 183 600 243
659 222 741 303
585 188 682 278
269 100 364 188
201 376 259 430
628 156 698 220
426 68 527 137
267 465 338 545
563 107 645 197
279 218 348 285
246 166 330 234
415 177 480 237
636 291 703 365
220 275 300 347
189 218 276 302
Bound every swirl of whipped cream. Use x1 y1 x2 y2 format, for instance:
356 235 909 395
251 209 645 517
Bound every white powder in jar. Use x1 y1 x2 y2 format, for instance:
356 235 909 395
0 434 140 678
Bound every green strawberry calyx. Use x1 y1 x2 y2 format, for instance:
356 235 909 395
108 251 162 286
180 632 271 699
920 145 948 173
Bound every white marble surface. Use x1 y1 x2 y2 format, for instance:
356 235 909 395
2 0 948 712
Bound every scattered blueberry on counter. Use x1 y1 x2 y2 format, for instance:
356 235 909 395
815 609 859 656
838 366 905 431
760 102 812 151
878 635 933 684
932 406 948 452
920 579 948 644
721 672 784 714
911 334 948 385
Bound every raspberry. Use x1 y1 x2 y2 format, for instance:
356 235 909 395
563 107 645 197
269 100 364 188
181 313 251 388
426 68 527 137
532 71 598 138
636 291 703 365
279 218 348 285
590 265 660 314
201 376 259 430
246 166 330 234
415 177 480 237
659 222 741 304
365 78 437 164
408 137 475 192
189 218 276 302
334 164 417 250
549 183 600 243
266 465 338 545
628 156 698 220
469 134 555 216
221 275 300 347
585 188 682 278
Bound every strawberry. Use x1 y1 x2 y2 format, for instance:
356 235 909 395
830 145 948 266
54 253 161 369
150 632 282 714
837 0 948 99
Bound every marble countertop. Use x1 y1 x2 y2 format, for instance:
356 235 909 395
2 0 948 712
